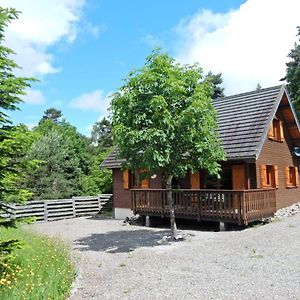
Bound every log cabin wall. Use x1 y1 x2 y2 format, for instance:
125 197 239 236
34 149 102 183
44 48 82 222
256 118 300 210
113 169 163 210
113 169 132 209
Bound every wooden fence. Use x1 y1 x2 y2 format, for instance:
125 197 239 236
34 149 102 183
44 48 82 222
0 194 112 222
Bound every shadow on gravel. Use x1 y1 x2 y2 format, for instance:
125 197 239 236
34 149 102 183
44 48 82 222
73 229 171 253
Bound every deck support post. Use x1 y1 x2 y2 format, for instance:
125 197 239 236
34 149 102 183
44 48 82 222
145 215 151 227
219 221 227 231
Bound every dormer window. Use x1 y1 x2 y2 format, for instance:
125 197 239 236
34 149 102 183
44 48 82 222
268 118 284 142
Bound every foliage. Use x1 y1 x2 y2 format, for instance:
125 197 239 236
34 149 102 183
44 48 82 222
80 149 113 195
111 50 225 179
111 50 225 237
284 26 300 116
0 125 37 203
0 7 36 261
23 112 112 199
0 7 35 202
41 108 63 124
25 126 87 199
90 117 113 150
205 71 225 99
0 226 75 300
0 8 33 126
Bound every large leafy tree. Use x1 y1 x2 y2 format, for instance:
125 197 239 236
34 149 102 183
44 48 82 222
111 50 225 238
284 26 300 116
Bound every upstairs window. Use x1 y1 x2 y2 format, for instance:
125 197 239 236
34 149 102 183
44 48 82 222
261 165 278 188
268 118 284 142
285 166 299 188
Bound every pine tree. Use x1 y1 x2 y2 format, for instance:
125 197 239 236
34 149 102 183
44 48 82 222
284 26 300 116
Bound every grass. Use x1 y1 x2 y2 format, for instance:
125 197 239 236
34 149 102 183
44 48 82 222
0 226 75 300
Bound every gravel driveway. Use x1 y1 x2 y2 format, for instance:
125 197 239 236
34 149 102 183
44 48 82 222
31 214 300 300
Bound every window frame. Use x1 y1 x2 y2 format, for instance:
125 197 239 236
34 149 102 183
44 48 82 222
261 164 278 189
268 118 284 142
285 166 299 188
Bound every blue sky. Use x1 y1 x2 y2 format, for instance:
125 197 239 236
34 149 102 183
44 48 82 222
3 0 300 135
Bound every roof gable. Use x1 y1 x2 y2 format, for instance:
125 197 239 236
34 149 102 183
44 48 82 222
214 85 284 160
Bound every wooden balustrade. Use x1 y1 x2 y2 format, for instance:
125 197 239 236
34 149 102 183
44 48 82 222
131 188 276 225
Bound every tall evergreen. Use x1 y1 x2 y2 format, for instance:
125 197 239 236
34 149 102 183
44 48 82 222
284 26 300 116
0 7 35 261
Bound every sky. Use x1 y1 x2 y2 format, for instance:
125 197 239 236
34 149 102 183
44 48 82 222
2 0 300 135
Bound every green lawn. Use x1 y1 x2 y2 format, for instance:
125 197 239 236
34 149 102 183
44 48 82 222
0 226 75 300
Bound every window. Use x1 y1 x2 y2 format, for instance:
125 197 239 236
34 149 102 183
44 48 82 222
268 118 284 142
285 166 299 188
122 170 149 189
261 165 278 188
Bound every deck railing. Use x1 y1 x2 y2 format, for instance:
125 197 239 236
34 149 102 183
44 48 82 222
131 189 276 225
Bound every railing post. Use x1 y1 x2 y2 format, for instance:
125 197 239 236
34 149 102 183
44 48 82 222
132 190 136 215
161 191 164 218
197 191 201 222
238 192 243 226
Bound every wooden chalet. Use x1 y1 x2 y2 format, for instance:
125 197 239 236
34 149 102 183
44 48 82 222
101 85 300 225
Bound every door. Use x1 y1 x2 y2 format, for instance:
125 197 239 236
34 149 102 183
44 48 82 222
232 165 246 209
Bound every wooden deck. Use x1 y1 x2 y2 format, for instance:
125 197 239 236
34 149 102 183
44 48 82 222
131 189 276 225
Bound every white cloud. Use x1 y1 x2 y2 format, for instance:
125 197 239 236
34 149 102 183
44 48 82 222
141 34 163 48
70 89 111 115
84 22 106 38
2 0 85 76
23 89 45 105
175 0 300 94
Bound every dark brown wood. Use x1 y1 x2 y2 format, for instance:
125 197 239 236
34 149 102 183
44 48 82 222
131 189 276 225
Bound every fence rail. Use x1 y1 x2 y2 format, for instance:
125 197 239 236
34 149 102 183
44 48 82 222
0 194 112 222
131 189 276 225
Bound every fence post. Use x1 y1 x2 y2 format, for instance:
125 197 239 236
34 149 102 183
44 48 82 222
97 195 102 212
72 197 76 218
44 201 48 222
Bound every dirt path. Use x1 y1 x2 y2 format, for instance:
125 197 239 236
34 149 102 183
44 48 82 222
31 215 300 300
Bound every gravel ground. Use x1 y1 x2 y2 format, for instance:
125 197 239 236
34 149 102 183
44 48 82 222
31 214 300 300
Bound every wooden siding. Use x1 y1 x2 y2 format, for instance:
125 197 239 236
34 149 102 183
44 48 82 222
257 118 300 209
113 169 132 209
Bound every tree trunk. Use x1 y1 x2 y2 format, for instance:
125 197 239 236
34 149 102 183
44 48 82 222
166 175 177 239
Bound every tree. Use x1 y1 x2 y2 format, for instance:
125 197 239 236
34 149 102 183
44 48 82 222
111 50 225 238
205 71 225 99
0 7 35 264
90 117 113 150
41 108 63 123
284 26 300 116
256 83 262 90
0 7 34 203
25 121 90 199
80 150 112 195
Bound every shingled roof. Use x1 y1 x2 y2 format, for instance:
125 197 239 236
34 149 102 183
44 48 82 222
215 85 284 159
101 85 288 168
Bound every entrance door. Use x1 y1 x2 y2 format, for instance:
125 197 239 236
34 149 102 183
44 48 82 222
232 165 246 209
232 165 246 189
